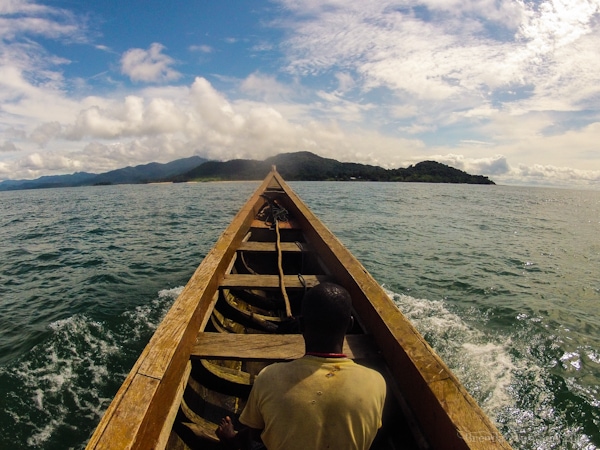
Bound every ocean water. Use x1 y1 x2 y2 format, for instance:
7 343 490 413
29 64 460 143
0 181 598 449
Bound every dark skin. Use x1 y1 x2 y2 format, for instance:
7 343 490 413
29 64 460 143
216 283 353 449
302 316 352 355
215 417 260 449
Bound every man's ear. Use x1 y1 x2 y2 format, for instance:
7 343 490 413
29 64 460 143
347 315 354 332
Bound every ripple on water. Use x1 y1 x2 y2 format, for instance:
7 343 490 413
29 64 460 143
387 288 599 449
0 287 183 449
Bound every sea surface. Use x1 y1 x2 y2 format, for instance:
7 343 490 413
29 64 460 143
0 181 598 449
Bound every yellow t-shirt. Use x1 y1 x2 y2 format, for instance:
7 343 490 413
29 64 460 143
239 355 386 450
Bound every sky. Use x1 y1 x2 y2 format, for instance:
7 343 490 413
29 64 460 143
1 0 599 188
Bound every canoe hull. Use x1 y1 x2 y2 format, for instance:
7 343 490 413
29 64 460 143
87 170 511 450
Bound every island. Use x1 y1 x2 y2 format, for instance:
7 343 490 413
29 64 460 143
0 151 494 191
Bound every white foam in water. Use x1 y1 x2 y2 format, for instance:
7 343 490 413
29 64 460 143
460 342 516 410
29 417 66 448
159 286 184 298
588 350 600 365
384 287 598 449
384 288 515 415
560 351 582 370
122 286 184 340
0 315 120 448
1 287 184 449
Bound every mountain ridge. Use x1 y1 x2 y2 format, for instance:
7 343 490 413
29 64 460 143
173 151 495 185
0 156 207 191
0 152 494 191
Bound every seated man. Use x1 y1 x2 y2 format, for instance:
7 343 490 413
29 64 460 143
217 282 387 450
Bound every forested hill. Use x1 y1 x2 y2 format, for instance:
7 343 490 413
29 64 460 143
0 156 207 191
0 152 494 191
173 152 495 185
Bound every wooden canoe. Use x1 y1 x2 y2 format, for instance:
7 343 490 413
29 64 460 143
86 169 511 449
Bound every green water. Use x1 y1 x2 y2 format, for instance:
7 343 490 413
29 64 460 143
0 181 598 449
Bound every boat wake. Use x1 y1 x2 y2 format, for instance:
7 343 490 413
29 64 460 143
2 282 596 449
385 288 598 449
0 287 183 450
387 289 515 414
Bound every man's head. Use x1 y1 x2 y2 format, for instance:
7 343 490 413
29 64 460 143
301 282 353 339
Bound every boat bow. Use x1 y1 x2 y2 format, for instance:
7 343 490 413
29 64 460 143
86 169 511 449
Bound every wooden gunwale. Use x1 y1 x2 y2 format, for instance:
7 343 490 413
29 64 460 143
269 171 511 449
86 174 275 450
87 169 511 450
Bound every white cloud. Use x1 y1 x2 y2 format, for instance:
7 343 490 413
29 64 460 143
422 153 511 176
0 0 84 41
0 76 422 179
0 64 80 127
315 90 374 122
30 121 62 146
276 0 600 123
470 155 511 176
189 44 213 53
0 2 85 141
120 43 181 83
1 0 600 189
500 164 600 188
1 70 598 188
403 152 600 188
422 0 525 28
251 41 274 52
239 72 294 102
0 141 18 153
400 123 436 135
65 95 188 139
335 72 355 93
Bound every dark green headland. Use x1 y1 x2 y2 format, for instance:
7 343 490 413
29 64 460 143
0 152 494 191
173 152 494 185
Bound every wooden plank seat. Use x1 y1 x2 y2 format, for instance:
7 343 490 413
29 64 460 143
250 219 300 229
220 274 328 290
237 241 308 252
191 332 381 361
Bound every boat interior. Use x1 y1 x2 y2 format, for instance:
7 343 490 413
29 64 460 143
86 171 510 450
165 187 424 449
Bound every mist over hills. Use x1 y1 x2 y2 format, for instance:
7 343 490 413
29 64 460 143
174 152 494 184
0 156 207 191
0 152 494 191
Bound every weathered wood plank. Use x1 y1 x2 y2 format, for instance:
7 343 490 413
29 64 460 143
250 219 300 229
191 332 380 361
181 420 219 443
200 359 253 385
220 274 328 289
156 362 191 449
237 241 306 252
86 174 278 450
91 374 160 450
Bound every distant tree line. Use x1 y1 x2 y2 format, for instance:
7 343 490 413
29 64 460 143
0 151 494 191
173 152 495 185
